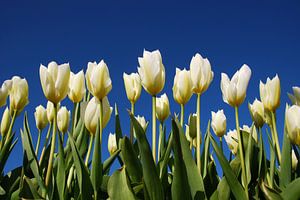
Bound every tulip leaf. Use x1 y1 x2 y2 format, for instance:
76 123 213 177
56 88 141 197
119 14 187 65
130 114 164 200
280 126 291 188
55 132 66 200
280 178 300 199
260 181 282 200
103 149 121 174
201 120 211 178
158 132 172 180
0 133 17 176
210 135 247 199
91 120 102 195
114 104 123 144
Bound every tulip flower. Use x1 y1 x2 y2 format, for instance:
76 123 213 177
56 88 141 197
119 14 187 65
138 49 165 96
259 75 280 112
86 60 112 101
40 61 70 104
185 125 197 148
0 84 8 107
46 101 55 123
135 115 148 132
190 53 214 94
84 97 112 135
288 86 300 106
57 106 70 133
156 93 170 123
173 68 193 106
123 72 142 104
34 105 48 131
211 110 226 137
108 133 117 155
285 105 300 146
187 113 197 139
292 150 298 171
68 70 86 103
249 99 265 128
1 107 10 137
224 129 239 155
221 64 251 107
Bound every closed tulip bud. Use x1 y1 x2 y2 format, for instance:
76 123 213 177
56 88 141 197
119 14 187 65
8 76 29 112
135 115 148 131
249 99 265 128
285 105 300 146
34 105 48 130
84 97 112 135
156 93 170 122
40 61 70 104
57 106 70 133
292 150 298 171
185 125 197 147
108 133 117 155
173 68 193 105
138 49 165 96
123 72 141 103
190 53 214 94
211 110 226 137
1 107 10 137
0 84 9 107
86 60 112 101
221 64 251 107
68 70 86 103
241 125 258 143
259 75 281 111
224 129 239 155
288 86 300 106
46 101 55 123
187 113 197 139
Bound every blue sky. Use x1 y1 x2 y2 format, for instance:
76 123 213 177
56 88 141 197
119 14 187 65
1 1 300 174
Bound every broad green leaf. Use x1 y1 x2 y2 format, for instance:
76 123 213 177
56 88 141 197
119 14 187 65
159 132 172 180
201 121 211 178
91 121 102 194
103 149 121 174
115 104 123 144
280 178 300 199
244 126 254 186
55 132 66 200
280 126 291 188
20 177 43 199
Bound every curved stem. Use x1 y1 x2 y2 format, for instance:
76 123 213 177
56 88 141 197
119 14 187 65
85 135 94 167
196 93 201 174
45 103 57 187
130 102 135 143
271 111 281 164
35 129 42 156
180 104 184 127
152 96 156 163
235 106 248 199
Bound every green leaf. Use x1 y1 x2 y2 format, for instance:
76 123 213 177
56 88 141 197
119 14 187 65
244 127 255 186
280 126 291 188
158 132 172 180
115 104 123 145
55 132 66 200
20 177 43 199
260 181 282 200
280 178 300 199
107 167 137 200
130 114 164 200
0 134 17 175
103 149 121 174
201 121 211 178
91 121 102 194
210 134 247 199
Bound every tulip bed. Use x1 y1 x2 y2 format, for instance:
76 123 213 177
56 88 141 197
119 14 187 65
0 50 300 200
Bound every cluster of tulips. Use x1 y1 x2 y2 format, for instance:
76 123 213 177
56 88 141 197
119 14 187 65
0 49 300 199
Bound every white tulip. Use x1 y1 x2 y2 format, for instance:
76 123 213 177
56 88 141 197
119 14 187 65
7 76 29 112
135 115 148 131
288 86 300 106
68 70 86 103
1 107 10 136
123 72 142 103
285 105 300 146
46 101 56 123
211 110 226 137
224 129 239 155
108 133 117 155
0 83 9 107
34 105 48 130
156 93 170 122
259 75 280 111
173 68 193 105
249 99 265 128
57 106 70 133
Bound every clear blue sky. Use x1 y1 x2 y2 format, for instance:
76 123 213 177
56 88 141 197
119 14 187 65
1 0 300 174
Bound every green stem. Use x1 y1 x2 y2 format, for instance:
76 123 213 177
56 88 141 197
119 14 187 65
99 100 103 148
39 123 52 165
3 110 17 145
152 96 156 163
158 122 164 161
85 135 94 166
196 93 201 174
130 102 135 143
35 129 41 156
45 103 57 187
220 137 223 153
271 111 281 164
180 104 184 127
235 106 248 199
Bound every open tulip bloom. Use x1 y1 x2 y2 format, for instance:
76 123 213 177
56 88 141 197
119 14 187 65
1 52 300 200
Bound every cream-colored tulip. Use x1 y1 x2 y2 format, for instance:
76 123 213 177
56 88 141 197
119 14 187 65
288 86 300 106
221 64 251 107
190 53 214 94
173 68 193 105
224 129 239 155
86 60 112 101
34 105 48 130
7 76 29 112
123 72 141 103
40 61 70 104
0 84 8 107
285 105 300 146
135 115 148 131
156 93 170 122
211 110 226 137
57 106 70 133
84 97 112 135
292 150 298 171
108 133 117 155
46 101 55 123
1 107 10 136
241 125 258 143
249 99 265 128
138 49 165 95
259 75 280 111
68 70 86 103
187 113 197 139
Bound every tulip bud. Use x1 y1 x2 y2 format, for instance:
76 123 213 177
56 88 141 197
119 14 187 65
173 68 193 105
259 75 280 111
86 60 112 101
241 125 258 143
187 113 197 139
40 61 70 104
185 125 197 147
285 105 300 146
1 107 10 137
249 99 265 128
34 105 48 130
0 84 9 107
292 150 298 171
221 64 251 107
57 106 70 133
7 76 29 112
190 53 214 94
288 86 300 106
224 129 239 155
68 70 86 103
84 97 113 135
46 101 55 123
156 93 170 123
211 110 226 137
108 133 117 155
138 49 165 96
123 72 142 103
135 115 148 131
